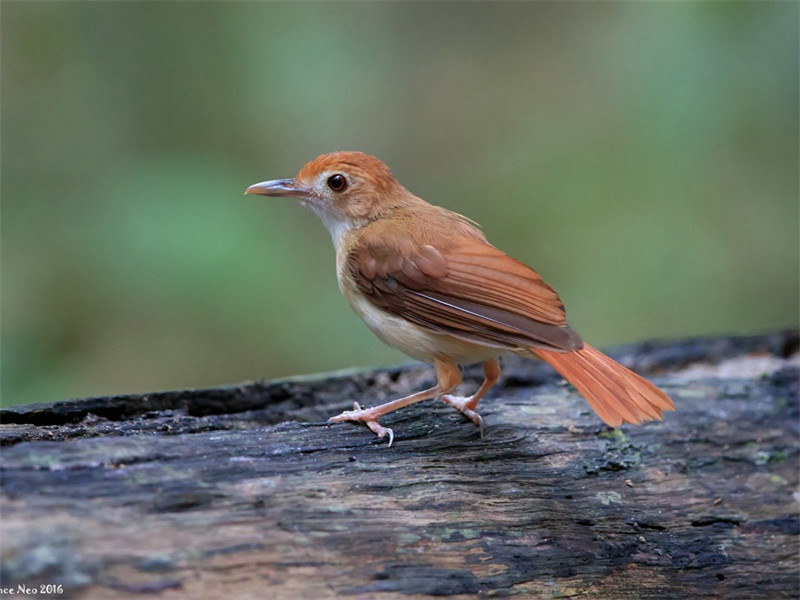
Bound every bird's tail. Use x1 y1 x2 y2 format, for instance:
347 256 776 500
535 344 674 426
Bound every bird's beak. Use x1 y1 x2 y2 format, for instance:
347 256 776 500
244 178 309 199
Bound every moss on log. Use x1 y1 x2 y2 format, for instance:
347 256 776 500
1 331 798 599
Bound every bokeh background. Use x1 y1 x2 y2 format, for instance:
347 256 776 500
2 2 798 408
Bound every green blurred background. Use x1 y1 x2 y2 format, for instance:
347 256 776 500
2 2 798 408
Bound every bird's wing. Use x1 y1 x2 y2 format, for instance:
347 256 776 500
347 234 583 352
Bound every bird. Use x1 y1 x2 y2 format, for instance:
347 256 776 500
246 151 674 446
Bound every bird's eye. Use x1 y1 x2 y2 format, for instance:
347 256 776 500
327 174 348 192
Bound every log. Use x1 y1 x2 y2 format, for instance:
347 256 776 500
1 331 798 599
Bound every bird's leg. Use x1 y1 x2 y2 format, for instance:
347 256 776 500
442 358 501 438
328 357 461 446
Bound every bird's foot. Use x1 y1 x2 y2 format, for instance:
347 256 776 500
442 395 485 439
328 402 395 447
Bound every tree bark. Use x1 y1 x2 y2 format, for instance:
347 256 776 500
1 331 798 599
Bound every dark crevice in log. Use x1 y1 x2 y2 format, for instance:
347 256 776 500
2 331 796 431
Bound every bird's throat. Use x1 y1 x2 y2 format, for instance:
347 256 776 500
307 203 367 250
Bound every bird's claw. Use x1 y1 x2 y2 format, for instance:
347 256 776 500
328 402 395 447
442 395 485 439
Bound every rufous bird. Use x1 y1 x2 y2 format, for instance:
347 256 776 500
246 151 674 446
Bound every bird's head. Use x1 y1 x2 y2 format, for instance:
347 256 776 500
246 151 408 244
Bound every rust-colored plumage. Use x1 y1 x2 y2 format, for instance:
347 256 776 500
349 231 582 352
246 151 674 445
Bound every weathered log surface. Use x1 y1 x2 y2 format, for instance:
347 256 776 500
1 331 798 599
